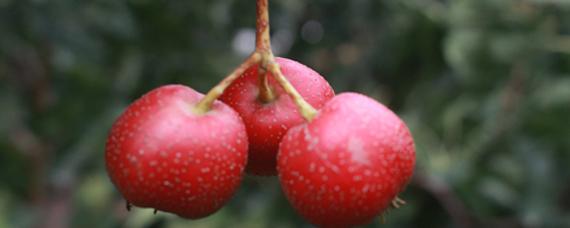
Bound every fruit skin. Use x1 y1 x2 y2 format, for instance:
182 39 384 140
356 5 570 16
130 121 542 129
219 57 334 176
105 85 248 219
277 92 415 227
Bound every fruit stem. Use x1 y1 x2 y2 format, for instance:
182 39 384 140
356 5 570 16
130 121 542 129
194 0 318 121
267 58 318 121
193 53 261 114
255 0 275 103
257 65 276 103
256 0 271 53
254 0 317 121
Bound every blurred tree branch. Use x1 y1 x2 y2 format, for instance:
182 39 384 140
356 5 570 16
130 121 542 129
543 36 570 54
413 174 475 228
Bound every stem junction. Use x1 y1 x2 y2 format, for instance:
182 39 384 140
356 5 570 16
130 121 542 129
194 0 318 121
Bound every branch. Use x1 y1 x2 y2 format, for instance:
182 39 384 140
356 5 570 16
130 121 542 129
413 174 475 228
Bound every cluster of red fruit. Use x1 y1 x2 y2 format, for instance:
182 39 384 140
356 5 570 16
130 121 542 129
105 1 415 227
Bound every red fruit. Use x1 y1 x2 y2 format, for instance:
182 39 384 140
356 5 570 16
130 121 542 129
105 85 248 219
277 92 415 227
220 57 334 176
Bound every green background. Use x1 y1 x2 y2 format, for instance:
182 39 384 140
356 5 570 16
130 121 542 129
1 0 569 227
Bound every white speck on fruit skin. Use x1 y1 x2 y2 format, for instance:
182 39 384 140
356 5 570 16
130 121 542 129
348 137 370 165
149 161 158 167
353 175 362 182
309 162 316 172
362 184 370 193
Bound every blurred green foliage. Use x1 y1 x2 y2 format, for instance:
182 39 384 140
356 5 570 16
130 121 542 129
1 0 570 227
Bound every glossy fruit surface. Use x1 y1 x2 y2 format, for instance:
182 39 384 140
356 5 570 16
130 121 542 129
220 57 334 176
105 85 248 219
277 92 415 227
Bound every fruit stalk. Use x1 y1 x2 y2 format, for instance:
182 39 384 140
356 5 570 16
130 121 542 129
193 53 261 114
267 59 318 120
255 0 275 103
195 0 318 121
254 0 317 120
255 0 271 53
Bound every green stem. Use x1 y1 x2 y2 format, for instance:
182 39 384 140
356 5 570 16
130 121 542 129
193 0 318 121
267 58 318 121
257 64 275 103
254 0 317 121
193 53 261 114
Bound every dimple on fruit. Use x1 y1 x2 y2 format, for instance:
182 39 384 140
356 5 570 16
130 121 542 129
220 57 334 176
105 85 248 218
277 92 416 227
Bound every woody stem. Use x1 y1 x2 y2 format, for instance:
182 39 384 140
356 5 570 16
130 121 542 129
256 0 275 103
